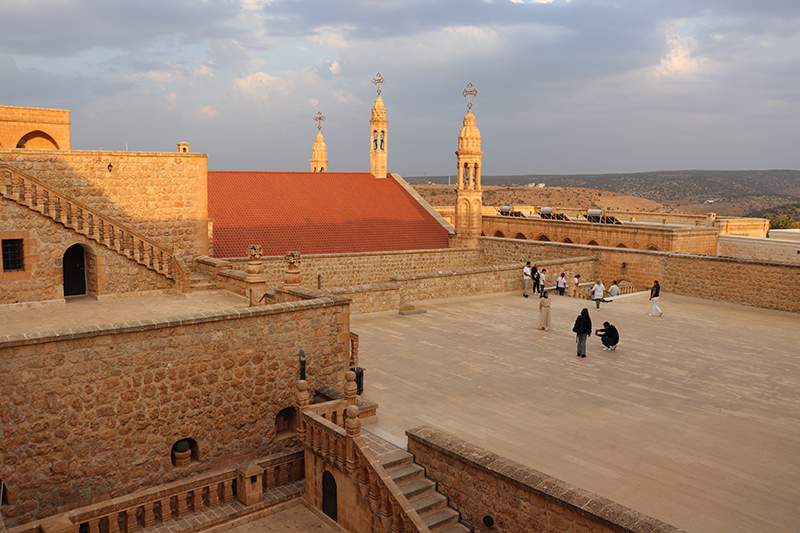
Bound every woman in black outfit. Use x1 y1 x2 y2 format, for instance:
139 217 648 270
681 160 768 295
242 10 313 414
573 308 592 358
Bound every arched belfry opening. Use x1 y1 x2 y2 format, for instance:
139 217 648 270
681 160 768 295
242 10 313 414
322 470 338 521
63 244 86 297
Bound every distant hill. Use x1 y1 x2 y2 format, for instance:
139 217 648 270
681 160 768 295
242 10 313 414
406 170 800 203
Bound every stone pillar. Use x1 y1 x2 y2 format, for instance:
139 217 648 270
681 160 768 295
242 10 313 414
344 371 358 407
296 380 310 443
244 244 268 306
236 463 264 506
283 251 302 288
345 405 361 475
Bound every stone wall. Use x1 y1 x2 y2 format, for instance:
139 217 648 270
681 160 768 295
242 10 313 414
0 149 209 260
481 215 719 254
0 106 71 150
407 426 684 533
199 248 483 288
1 197 173 306
716 217 770 238
717 235 800 265
0 297 351 527
481 237 800 313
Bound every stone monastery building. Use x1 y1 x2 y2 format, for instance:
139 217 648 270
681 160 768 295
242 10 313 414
1 78 799 533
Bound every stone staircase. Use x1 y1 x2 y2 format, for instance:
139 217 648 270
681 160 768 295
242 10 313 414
375 447 472 532
189 271 219 292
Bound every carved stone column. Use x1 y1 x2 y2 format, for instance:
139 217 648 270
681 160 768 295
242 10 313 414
236 463 264 506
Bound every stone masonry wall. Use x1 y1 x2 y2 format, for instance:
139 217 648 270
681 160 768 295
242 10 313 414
407 426 684 533
0 297 351 527
481 238 800 312
214 248 483 288
0 106 71 150
1 197 173 306
717 235 800 265
0 149 209 260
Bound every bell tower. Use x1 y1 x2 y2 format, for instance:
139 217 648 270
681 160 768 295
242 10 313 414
452 82 484 247
310 111 328 172
369 73 388 179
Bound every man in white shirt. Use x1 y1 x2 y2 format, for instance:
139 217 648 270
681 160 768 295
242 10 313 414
607 281 620 299
592 280 605 310
522 261 532 298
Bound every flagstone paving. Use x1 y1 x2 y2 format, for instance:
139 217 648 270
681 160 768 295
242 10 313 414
352 291 800 533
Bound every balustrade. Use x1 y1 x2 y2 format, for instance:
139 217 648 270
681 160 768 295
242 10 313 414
0 164 188 288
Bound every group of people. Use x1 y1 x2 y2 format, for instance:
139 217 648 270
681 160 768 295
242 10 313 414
524 261 665 358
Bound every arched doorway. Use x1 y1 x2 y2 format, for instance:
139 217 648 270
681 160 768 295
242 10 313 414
16 130 59 150
63 244 86 296
322 471 337 521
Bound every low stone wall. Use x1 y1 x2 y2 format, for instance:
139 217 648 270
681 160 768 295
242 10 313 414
481 237 800 313
323 283 401 314
0 297 351 527
407 426 684 533
209 247 483 288
717 234 800 265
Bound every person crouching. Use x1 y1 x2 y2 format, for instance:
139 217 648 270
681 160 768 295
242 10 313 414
595 321 619 351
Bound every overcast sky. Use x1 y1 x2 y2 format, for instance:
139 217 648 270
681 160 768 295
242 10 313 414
2 0 798 176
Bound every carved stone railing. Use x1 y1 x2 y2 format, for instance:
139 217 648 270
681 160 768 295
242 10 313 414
296 376 430 532
0 164 189 292
4 448 304 533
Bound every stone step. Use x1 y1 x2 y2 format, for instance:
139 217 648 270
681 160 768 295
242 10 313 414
386 463 424 484
408 491 447 515
422 507 461 531
396 477 436 500
433 524 473 533
189 272 219 291
376 448 413 470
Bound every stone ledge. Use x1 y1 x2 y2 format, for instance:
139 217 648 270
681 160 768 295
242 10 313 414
0 297 347 348
406 425 684 533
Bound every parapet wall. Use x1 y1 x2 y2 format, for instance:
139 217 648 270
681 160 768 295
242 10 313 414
0 149 209 260
717 234 800 265
481 238 800 313
0 297 350 527
407 426 684 533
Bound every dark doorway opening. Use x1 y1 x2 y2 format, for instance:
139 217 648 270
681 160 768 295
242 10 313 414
63 244 86 296
322 470 337 522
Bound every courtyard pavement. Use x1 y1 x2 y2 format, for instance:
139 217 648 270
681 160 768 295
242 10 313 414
353 291 800 533
3 290 798 532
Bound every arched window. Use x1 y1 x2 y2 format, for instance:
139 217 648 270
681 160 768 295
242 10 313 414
536 234 551 242
616 243 627 248
513 233 526 240
492 230 505 238
587 240 598 246
562 237 573 243
16 130 59 150
646 245 659 251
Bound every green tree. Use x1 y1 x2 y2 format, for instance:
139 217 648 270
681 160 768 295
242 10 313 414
769 214 800 230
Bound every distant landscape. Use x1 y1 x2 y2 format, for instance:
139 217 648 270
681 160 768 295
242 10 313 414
406 170 800 218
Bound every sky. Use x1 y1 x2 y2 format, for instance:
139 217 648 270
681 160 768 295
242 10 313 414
1 0 799 176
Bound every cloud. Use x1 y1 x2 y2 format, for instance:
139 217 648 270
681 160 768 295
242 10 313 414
233 71 295 100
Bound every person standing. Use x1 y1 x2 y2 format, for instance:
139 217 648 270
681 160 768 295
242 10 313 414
573 308 592 358
571 274 581 297
649 280 663 317
591 280 605 310
522 261 532 298
532 264 540 295
595 321 619 350
556 273 567 296
539 269 547 297
538 291 551 330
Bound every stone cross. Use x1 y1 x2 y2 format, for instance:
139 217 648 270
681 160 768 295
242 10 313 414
372 72 386 95
313 111 325 131
462 82 478 110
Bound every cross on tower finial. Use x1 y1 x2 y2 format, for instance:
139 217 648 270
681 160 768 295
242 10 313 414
462 82 478 110
372 72 386 95
313 111 326 131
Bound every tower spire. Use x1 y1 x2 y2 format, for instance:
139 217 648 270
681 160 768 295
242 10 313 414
369 73 388 178
310 111 328 172
452 82 484 247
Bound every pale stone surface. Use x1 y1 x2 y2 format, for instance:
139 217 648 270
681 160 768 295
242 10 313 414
354 292 800 532
222 503 337 532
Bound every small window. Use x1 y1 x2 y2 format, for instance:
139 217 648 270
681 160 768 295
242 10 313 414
1 479 9 505
2 239 24 271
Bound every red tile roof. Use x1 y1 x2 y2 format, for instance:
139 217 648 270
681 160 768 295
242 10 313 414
207 171 451 258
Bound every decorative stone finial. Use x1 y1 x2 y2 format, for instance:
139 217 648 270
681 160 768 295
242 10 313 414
245 244 264 277
283 251 302 287
372 72 386 95
462 82 477 110
344 371 358 406
313 111 326 131
247 244 262 260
